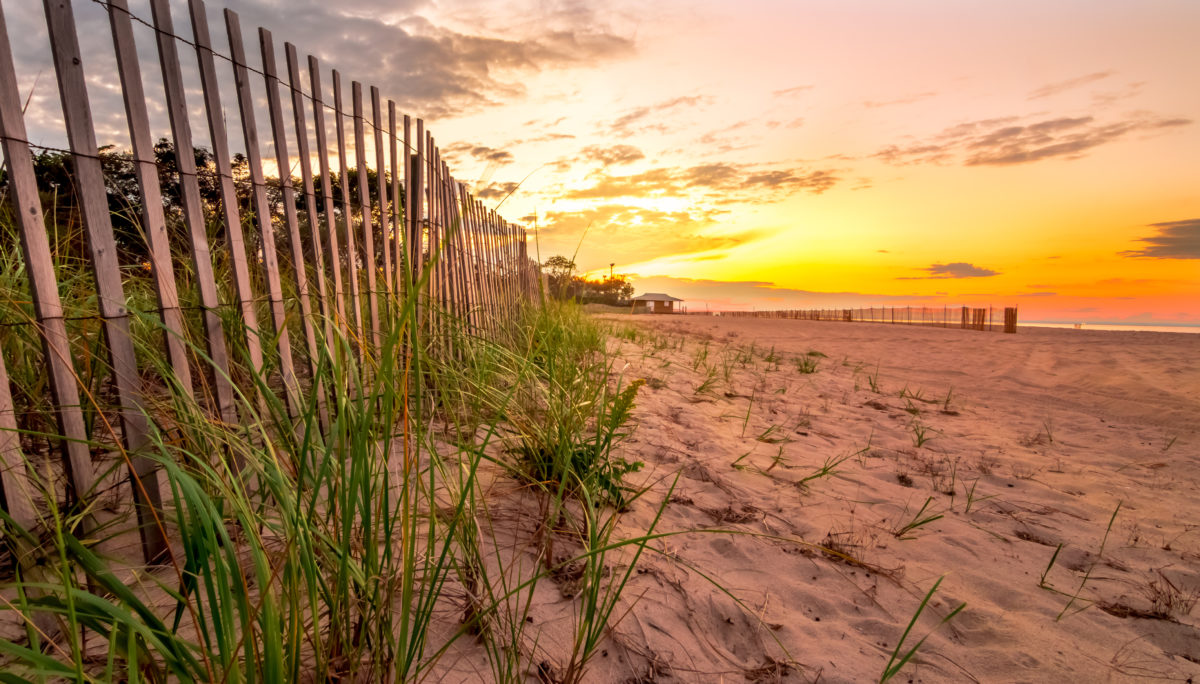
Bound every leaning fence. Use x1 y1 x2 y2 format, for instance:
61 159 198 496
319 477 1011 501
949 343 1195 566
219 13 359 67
0 0 538 563
709 306 1019 333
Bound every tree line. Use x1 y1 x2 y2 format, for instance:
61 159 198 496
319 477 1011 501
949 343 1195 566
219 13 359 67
542 255 634 306
0 139 395 266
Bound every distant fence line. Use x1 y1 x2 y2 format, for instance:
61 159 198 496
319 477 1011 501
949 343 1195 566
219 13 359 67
0 0 538 563
695 306 1019 333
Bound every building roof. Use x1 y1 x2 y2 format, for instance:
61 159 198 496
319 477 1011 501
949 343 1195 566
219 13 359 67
632 292 683 302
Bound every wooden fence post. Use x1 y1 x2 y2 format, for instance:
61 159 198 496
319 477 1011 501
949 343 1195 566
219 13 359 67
409 119 424 320
457 185 475 333
260 28 327 428
470 198 492 331
225 9 301 421
285 44 335 356
332 71 365 361
108 0 193 403
0 349 36 532
402 114 414 296
191 0 269 393
0 8 67 538
44 0 169 561
1004 307 1018 334
148 0 238 425
446 172 468 330
352 81 381 360
308 56 349 343
389 102 402 298
372 87 392 308
425 133 438 327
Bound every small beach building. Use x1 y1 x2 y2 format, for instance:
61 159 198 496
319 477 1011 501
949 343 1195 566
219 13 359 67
630 292 683 314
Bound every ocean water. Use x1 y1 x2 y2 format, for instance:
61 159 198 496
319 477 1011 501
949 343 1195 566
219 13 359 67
1026 322 1200 335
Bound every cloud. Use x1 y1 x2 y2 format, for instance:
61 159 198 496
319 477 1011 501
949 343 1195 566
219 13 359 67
899 262 1000 279
537 204 751 267
686 163 741 188
563 162 841 202
862 91 937 108
1096 277 1178 286
744 169 838 194
4 0 636 138
765 118 805 130
474 181 520 200
444 142 514 164
564 168 678 199
1091 81 1145 107
1121 218 1200 259
580 144 644 166
605 95 713 135
876 113 1192 167
1028 71 1113 99
772 85 813 98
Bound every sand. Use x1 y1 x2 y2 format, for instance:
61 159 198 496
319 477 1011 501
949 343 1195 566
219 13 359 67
8 314 1197 682
536 315 1200 682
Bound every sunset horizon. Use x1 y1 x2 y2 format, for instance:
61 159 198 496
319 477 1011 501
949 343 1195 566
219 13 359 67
426 0 1199 324
5 0 1197 323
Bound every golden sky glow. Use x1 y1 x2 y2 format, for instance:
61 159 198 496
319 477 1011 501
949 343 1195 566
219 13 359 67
5 0 1198 322
430 0 1200 322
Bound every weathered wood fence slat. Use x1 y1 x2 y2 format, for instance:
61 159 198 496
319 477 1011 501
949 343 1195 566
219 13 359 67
149 0 239 424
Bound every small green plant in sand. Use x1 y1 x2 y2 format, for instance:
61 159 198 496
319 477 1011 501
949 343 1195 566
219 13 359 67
931 456 959 496
879 576 966 683
893 497 944 539
866 363 883 393
615 325 640 343
740 392 756 437
910 420 934 448
720 347 737 383
756 423 789 444
695 368 721 398
797 451 857 490
941 386 958 414
763 345 779 364
962 478 996 513
1040 501 1122 620
731 450 754 470
794 355 820 374
691 340 710 370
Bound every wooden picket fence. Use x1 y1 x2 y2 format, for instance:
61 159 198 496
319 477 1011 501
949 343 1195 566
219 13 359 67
710 306 1019 333
0 0 538 563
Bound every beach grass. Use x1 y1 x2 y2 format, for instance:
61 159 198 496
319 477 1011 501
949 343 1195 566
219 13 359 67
0 200 658 681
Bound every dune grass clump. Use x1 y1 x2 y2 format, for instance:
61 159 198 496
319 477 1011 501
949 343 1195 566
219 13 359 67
499 302 646 509
794 355 820 374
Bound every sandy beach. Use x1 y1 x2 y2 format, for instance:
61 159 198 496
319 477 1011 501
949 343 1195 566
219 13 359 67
543 315 1200 682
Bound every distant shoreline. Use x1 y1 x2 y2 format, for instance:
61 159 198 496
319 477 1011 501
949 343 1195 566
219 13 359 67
1025 321 1200 334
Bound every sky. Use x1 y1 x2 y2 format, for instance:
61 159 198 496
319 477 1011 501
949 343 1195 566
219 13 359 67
4 0 1199 322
